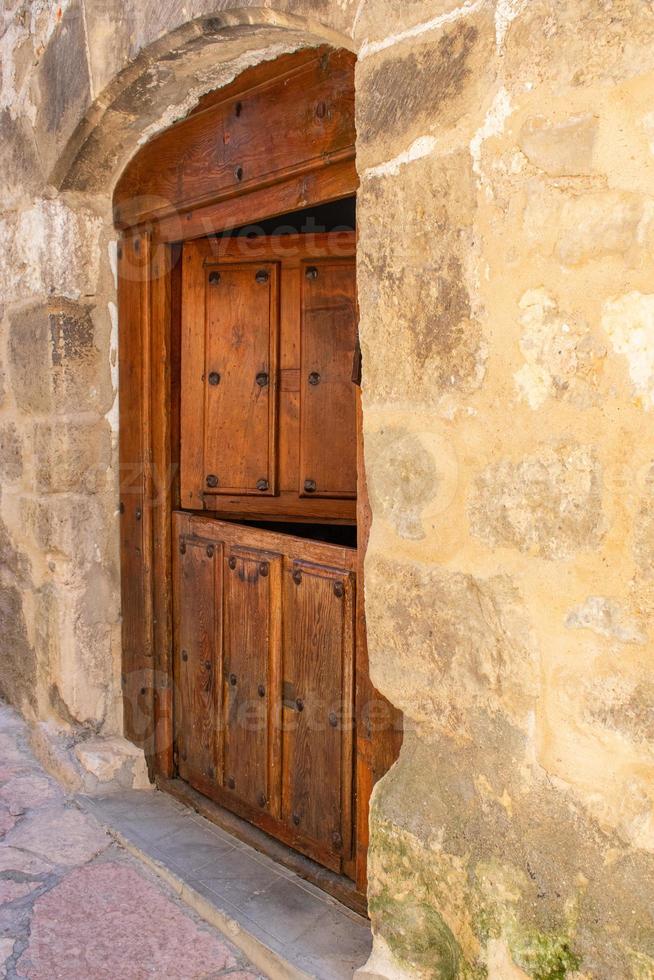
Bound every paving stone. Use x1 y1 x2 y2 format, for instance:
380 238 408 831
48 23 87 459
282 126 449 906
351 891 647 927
150 823 236 876
0 846 53 876
0 766 28 785
0 774 59 811
5 805 109 867
196 848 284 908
0 704 263 978
0 937 14 976
0 880 39 904
0 736 31 767
16 861 240 980
0 806 16 837
238 877 335 945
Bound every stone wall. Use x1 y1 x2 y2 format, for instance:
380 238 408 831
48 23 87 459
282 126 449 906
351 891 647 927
2 1 654 976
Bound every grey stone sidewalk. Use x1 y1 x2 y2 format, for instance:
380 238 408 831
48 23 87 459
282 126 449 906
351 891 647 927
81 790 372 980
0 701 266 980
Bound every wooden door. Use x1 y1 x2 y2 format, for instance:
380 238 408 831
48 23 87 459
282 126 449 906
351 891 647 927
179 235 358 522
299 259 358 499
172 533 221 792
173 512 356 874
282 559 354 871
181 252 279 506
222 543 282 816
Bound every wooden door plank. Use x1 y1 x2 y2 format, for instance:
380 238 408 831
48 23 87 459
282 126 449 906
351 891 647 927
203 261 279 496
150 240 180 777
113 49 356 229
278 261 301 494
299 258 357 499
118 230 154 756
180 242 206 508
281 558 355 873
182 514 356 571
173 516 222 787
151 162 358 245
222 545 282 817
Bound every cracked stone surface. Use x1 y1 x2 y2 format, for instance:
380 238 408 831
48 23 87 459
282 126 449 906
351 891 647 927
0 701 265 980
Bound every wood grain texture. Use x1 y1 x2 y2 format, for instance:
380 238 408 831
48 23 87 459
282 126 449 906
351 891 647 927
281 559 355 873
223 546 282 815
173 524 222 787
300 258 357 499
173 514 356 877
118 231 154 756
203 262 279 495
151 241 181 777
153 159 358 244
113 48 356 229
180 235 357 522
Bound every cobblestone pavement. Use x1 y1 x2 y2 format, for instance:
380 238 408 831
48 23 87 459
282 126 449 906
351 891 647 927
0 702 267 980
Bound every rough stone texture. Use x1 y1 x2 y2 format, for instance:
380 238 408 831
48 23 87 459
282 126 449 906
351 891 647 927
468 446 605 560
2 1 654 977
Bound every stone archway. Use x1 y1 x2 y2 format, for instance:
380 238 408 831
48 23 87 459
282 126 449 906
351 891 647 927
1 3 357 758
5 2 654 977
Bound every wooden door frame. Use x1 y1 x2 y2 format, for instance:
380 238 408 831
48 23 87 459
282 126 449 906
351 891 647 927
116 47 402 913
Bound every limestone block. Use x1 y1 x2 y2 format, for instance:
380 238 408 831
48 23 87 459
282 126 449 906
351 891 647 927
32 419 112 494
0 421 23 482
0 200 103 302
0 109 44 209
602 291 654 410
369 721 654 979
366 556 538 729
556 191 644 266
74 736 151 792
514 288 605 409
565 596 646 644
366 428 440 540
356 6 496 168
358 152 484 404
353 0 469 48
468 445 604 560
22 495 108 566
518 113 598 177
0 505 36 715
582 676 654 747
9 301 112 415
504 0 654 89
31 3 92 179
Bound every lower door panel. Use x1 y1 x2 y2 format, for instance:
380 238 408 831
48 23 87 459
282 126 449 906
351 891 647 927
172 512 356 876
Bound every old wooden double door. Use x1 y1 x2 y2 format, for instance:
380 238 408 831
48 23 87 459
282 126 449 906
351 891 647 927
173 232 360 875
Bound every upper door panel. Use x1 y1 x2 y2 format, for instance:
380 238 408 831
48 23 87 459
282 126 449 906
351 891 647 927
180 233 358 522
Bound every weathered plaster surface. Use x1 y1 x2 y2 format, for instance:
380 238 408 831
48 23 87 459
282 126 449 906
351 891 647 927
2 1 654 977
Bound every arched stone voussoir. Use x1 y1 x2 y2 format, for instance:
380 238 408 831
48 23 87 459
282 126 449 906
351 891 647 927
53 5 356 196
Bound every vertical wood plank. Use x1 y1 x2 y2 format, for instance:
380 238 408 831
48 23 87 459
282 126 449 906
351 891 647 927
180 242 206 508
278 261 301 493
281 559 355 872
151 239 180 777
299 258 357 498
203 261 279 495
118 230 154 757
173 520 221 787
222 547 282 815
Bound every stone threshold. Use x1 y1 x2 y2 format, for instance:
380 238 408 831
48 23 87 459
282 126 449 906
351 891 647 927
79 789 372 980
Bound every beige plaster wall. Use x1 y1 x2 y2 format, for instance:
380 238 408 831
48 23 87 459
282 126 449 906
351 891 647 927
2 1 654 976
